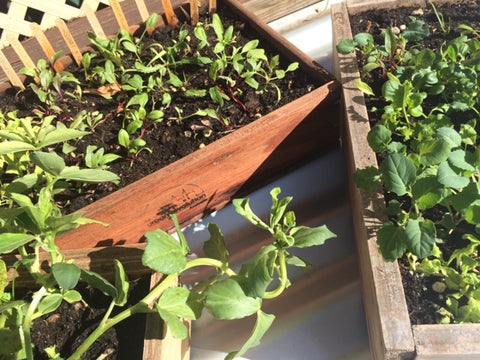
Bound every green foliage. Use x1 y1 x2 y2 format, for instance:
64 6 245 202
341 5 480 325
0 186 335 360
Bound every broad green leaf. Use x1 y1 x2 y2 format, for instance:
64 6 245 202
42 129 89 147
451 182 480 214
435 127 462 148
380 153 416 196
157 306 189 339
5 174 42 194
30 151 66 176
383 27 397 57
336 38 355 54
355 80 375 96
60 167 119 183
142 229 187 274
458 297 480 323
405 219 436 258
242 39 259 53
52 262 81 290
243 245 277 298
226 310 275 360
38 293 63 315
0 140 35 155
206 278 261 319
437 161 469 189
353 166 381 191
0 233 35 254
80 268 117 298
353 32 373 47
367 124 391 152
382 79 402 105
157 287 196 319
465 201 480 225
0 329 22 354
63 289 82 303
418 138 450 166
203 223 229 264
114 259 129 306
291 225 336 248
448 149 476 172
402 19 430 41
377 222 407 261
411 175 445 210
233 198 269 231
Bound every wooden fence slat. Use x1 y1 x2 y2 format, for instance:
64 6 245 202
134 0 151 22
12 0 83 23
161 0 179 26
30 22 64 72
110 0 131 33
190 0 199 24
55 18 83 66
209 0 217 13
0 49 25 90
82 3 107 39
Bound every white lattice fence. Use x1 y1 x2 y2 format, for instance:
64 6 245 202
0 0 115 48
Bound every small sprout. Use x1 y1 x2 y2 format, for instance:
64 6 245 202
432 281 447 294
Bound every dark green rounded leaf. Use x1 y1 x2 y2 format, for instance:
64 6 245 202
52 262 81 290
142 230 187 274
437 161 469 189
405 219 436 258
291 225 336 248
31 151 65 176
206 278 261 319
380 153 417 195
418 139 450 166
377 222 407 261
367 124 392 152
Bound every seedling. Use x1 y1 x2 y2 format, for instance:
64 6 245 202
0 187 335 359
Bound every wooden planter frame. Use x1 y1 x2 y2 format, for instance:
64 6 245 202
332 1 480 359
0 0 340 250
4 244 190 359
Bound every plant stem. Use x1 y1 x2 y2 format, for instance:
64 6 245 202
22 286 48 360
68 257 237 360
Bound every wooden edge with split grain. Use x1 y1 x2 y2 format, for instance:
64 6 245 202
331 2 414 359
333 1 480 359
413 324 480 360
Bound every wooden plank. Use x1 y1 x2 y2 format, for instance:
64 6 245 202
413 324 480 359
240 0 322 23
110 0 131 32
331 2 415 359
55 18 83 66
0 49 25 90
30 22 65 72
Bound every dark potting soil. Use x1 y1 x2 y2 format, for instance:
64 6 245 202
0 3 321 214
29 277 150 360
349 1 480 325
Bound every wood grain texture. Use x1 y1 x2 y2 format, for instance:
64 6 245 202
333 1 480 359
239 0 323 23
332 2 414 359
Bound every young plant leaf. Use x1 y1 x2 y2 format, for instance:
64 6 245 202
203 223 229 264
38 293 63 315
114 259 129 306
437 161 469 189
233 198 269 231
80 268 117 298
291 225 337 248
380 153 416 196
0 233 35 254
30 151 66 176
205 278 261 319
52 262 81 290
377 222 408 261
157 287 196 319
405 219 436 258
225 310 275 360
142 229 187 274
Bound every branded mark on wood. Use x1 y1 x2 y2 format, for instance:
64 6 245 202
149 184 208 225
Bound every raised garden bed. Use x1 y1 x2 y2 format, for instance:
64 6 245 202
332 0 480 359
0 0 339 251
